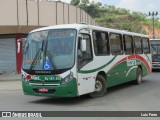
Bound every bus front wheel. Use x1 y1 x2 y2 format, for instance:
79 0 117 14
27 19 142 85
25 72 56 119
89 75 107 98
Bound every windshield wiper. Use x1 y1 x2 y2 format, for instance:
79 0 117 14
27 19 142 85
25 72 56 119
151 44 157 50
151 44 158 54
46 50 57 70
30 40 44 70
30 48 42 70
24 42 29 54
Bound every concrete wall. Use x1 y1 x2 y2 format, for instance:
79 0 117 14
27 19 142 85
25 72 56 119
0 0 96 34
18 0 27 26
0 0 17 26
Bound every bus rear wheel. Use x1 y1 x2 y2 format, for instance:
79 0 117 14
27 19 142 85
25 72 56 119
89 75 107 98
135 67 142 85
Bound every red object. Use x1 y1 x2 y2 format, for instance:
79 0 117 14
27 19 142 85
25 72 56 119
39 88 48 92
25 74 34 81
15 34 22 73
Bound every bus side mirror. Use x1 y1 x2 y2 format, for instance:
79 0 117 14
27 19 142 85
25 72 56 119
81 39 87 52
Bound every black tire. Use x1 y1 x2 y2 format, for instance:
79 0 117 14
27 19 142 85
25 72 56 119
89 75 107 98
135 67 142 85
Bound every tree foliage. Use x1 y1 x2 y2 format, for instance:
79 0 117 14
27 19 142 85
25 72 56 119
70 0 80 6
70 0 160 34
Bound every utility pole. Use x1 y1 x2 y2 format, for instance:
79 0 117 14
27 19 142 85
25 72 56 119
149 11 158 39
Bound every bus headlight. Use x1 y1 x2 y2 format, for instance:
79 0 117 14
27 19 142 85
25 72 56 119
61 72 74 85
22 74 34 83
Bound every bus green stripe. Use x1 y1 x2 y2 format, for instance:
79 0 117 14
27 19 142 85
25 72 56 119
78 56 117 74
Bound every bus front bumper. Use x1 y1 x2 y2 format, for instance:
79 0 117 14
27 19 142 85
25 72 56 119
22 79 78 97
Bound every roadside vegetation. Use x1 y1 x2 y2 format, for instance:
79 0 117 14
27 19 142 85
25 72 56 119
70 0 160 34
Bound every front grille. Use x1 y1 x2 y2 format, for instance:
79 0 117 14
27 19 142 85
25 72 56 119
29 80 60 86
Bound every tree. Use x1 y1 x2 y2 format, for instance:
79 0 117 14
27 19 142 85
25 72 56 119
70 0 80 6
69 0 158 34
81 0 89 5
79 0 89 11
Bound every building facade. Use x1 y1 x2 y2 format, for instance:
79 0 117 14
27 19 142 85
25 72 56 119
0 0 96 73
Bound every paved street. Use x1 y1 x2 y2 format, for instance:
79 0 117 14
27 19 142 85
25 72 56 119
0 71 160 112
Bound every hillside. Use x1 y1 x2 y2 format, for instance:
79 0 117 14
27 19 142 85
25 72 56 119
145 26 160 38
70 0 160 38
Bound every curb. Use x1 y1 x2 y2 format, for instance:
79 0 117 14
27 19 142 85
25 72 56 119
0 89 22 92
0 79 21 82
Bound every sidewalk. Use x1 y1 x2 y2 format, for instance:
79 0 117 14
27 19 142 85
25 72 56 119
0 72 22 91
0 72 21 81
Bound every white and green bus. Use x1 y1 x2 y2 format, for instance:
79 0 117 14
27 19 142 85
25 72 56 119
22 24 152 98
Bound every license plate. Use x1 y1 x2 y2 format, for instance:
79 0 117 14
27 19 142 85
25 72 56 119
38 88 48 92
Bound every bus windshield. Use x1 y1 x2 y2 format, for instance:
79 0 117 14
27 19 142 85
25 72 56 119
150 40 160 61
22 29 77 71
151 41 160 55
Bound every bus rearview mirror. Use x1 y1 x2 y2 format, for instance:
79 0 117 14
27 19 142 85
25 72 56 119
81 39 87 52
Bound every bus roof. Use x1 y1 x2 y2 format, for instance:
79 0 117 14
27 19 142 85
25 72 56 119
150 39 160 41
30 23 149 38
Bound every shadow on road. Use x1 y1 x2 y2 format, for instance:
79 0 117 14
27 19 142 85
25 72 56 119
29 79 151 105
29 94 93 105
107 79 150 95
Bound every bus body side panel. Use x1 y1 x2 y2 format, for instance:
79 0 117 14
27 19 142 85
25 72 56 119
77 53 152 95
135 54 152 77
77 55 130 94
106 55 138 87
77 56 115 95
106 55 130 87
107 54 152 87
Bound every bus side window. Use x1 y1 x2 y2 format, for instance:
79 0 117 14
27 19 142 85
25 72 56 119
93 31 110 55
142 38 150 54
78 34 93 69
101 32 110 55
134 37 143 54
110 33 123 55
124 35 133 55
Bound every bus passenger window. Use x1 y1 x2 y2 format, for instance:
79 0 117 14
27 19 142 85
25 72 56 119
134 37 143 54
124 35 133 54
78 34 93 69
110 33 123 55
142 38 150 54
93 31 109 55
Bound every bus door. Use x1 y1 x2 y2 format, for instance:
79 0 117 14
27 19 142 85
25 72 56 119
77 34 94 95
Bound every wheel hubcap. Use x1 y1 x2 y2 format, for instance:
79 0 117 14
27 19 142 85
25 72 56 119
138 70 142 83
95 80 102 92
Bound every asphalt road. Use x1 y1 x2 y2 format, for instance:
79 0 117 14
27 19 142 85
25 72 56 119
0 71 160 119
